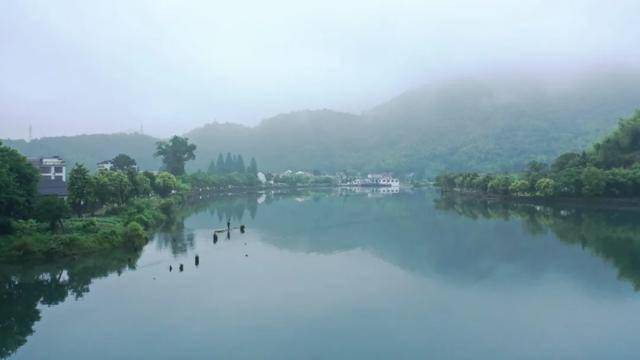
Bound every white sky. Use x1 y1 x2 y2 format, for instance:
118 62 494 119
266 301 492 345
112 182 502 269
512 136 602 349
1 0 639 139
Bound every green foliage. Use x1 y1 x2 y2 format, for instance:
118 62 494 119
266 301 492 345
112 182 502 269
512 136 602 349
132 172 152 197
34 196 71 231
509 180 530 195
68 163 95 216
210 152 252 175
185 170 260 189
106 170 131 205
248 157 258 175
154 136 196 176
591 110 640 168
111 153 137 171
123 221 147 249
580 167 607 197
487 175 514 195
435 110 640 199
154 172 178 197
0 141 39 220
534 178 557 197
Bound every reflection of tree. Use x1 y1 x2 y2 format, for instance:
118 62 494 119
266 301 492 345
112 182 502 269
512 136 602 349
0 249 141 358
191 190 334 224
435 194 640 290
154 220 195 256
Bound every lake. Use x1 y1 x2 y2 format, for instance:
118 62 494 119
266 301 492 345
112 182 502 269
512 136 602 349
3 188 640 359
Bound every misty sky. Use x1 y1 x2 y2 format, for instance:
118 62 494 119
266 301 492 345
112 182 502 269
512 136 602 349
1 0 639 139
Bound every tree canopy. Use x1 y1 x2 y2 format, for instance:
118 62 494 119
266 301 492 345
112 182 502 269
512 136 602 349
154 136 196 176
0 141 39 221
111 154 137 172
435 111 640 199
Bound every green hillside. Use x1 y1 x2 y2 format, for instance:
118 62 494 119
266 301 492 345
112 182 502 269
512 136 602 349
5 70 640 175
4 133 160 171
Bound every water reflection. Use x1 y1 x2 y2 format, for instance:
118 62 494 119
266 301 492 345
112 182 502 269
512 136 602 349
434 194 640 290
4 189 640 359
0 249 142 359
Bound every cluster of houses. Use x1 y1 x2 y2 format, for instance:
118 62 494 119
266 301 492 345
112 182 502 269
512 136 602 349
28 156 402 198
342 173 400 187
28 156 125 197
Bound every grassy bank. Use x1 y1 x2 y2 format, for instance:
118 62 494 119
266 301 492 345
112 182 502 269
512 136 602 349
0 197 180 261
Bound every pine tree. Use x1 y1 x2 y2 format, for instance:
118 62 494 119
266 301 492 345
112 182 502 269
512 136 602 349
207 160 217 174
216 153 225 174
224 153 233 174
248 157 258 175
236 154 246 173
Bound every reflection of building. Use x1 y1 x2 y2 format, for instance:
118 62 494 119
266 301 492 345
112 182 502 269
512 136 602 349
339 186 400 196
97 160 114 171
367 174 400 186
29 156 68 196
344 173 400 187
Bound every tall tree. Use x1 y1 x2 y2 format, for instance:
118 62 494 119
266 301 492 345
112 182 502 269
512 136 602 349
224 153 233 174
154 136 197 176
111 154 137 172
108 171 132 206
154 172 178 198
216 153 225 174
236 154 246 173
67 163 95 216
207 160 217 175
34 196 71 231
248 157 258 175
0 141 39 221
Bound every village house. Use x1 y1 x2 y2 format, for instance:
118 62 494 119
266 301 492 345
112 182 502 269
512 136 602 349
29 156 69 197
97 160 114 171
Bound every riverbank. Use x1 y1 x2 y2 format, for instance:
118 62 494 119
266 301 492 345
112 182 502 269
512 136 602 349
0 197 180 262
439 189 640 210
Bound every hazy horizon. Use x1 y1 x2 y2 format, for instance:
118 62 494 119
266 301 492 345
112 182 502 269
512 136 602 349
2 0 639 140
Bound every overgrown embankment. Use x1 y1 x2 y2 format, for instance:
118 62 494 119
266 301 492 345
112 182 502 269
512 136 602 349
0 197 180 261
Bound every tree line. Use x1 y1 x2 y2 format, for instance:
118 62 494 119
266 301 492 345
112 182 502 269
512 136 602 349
0 134 266 234
435 110 640 198
207 153 258 175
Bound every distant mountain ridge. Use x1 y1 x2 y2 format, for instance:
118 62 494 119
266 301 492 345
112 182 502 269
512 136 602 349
4 69 640 176
4 133 161 171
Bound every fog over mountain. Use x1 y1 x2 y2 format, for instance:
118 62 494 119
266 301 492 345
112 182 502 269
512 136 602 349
6 68 640 175
1 0 639 139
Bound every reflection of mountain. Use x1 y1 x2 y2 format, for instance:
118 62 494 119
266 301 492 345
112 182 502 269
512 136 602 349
190 190 637 293
0 249 141 359
435 194 640 290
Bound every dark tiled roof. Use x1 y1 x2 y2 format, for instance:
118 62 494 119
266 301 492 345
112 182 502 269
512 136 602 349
38 177 69 196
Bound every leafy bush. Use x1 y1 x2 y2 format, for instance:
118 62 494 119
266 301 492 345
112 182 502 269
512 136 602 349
123 221 147 249
0 217 15 235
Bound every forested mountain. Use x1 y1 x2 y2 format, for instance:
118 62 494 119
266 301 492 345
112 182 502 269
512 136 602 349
5 69 640 175
4 133 160 170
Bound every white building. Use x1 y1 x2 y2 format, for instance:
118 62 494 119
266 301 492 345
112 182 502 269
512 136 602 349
29 156 68 196
367 174 400 187
34 156 66 181
97 160 114 171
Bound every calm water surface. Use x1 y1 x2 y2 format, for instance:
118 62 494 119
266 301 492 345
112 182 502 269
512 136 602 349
3 189 640 359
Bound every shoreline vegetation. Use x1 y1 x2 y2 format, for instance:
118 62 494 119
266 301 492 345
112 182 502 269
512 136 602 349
435 110 640 201
0 136 343 262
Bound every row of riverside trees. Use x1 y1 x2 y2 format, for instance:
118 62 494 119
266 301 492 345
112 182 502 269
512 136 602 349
0 138 189 234
67 165 182 216
435 110 640 198
1 134 266 234
207 153 258 175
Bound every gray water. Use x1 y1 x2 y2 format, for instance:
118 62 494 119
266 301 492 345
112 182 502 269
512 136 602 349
4 189 640 359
